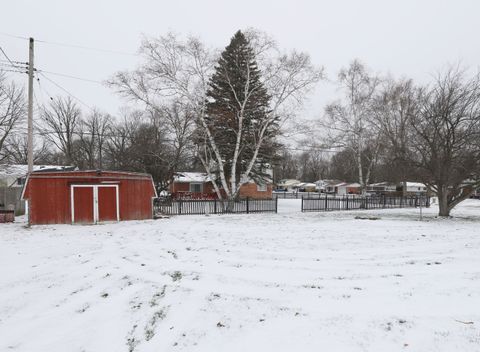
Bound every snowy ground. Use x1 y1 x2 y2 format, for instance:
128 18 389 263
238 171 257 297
1 199 480 352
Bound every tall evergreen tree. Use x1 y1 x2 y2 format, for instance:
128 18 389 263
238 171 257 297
203 30 279 198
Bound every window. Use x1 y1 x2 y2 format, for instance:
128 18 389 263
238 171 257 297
257 183 267 192
190 183 203 193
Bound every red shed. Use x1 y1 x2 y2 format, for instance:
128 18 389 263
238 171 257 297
22 170 157 225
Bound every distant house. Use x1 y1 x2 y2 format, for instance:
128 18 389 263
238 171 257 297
403 182 428 194
276 179 302 192
367 182 397 195
336 182 362 196
321 180 345 194
170 171 273 199
299 182 317 192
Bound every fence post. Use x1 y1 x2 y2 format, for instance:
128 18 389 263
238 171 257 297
275 196 278 213
214 198 217 214
301 196 304 212
246 197 250 214
325 195 328 210
346 195 349 210
179 199 182 215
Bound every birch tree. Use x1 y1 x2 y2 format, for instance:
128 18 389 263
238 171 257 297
109 30 323 200
322 60 382 192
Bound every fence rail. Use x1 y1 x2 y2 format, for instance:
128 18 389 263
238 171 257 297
273 191 325 199
154 197 278 216
301 195 430 212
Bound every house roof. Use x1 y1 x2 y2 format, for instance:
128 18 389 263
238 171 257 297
173 172 212 183
369 181 397 187
277 179 301 186
316 179 345 187
406 182 426 188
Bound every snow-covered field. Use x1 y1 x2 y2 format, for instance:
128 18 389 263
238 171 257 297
1 199 480 352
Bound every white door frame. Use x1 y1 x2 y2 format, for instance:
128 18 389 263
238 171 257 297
71 184 119 224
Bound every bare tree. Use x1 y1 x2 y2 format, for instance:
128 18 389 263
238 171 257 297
41 96 81 165
407 68 480 216
109 30 323 199
105 109 143 171
372 78 418 194
0 74 25 162
76 110 112 169
3 134 51 164
321 60 382 192
149 102 196 188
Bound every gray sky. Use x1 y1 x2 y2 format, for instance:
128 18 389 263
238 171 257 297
1 0 479 119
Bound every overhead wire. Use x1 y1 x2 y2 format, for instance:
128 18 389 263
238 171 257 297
37 71 94 111
0 45 17 67
35 69 103 84
0 31 138 56
2 32 336 156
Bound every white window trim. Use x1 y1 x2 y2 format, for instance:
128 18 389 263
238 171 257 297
189 182 203 193
257 183 268 192
71 184 119 224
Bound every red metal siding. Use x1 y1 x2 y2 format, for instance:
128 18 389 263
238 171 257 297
98 186 117 222
73 187 94 224
23 171 156 225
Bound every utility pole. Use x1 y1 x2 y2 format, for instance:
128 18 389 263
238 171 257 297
27 37 34 173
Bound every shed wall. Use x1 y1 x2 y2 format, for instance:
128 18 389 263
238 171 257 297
24 172 155 225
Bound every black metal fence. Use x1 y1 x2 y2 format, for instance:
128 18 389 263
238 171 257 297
154 197 278 216
273 191 324 199
301 195 430 212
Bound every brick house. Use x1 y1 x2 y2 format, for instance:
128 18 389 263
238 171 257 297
169 172 273 199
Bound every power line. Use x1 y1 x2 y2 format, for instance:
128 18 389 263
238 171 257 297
0 59 28 65
37 71 94 111
35 69 104 84
0 68 27 75
0 31 138 57
0 46 17 67
0 32 29 40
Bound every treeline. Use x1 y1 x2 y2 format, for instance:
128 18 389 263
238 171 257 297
0 84 197 189
1 31 480 216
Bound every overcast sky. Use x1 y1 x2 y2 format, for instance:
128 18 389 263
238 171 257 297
1 0 479 120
